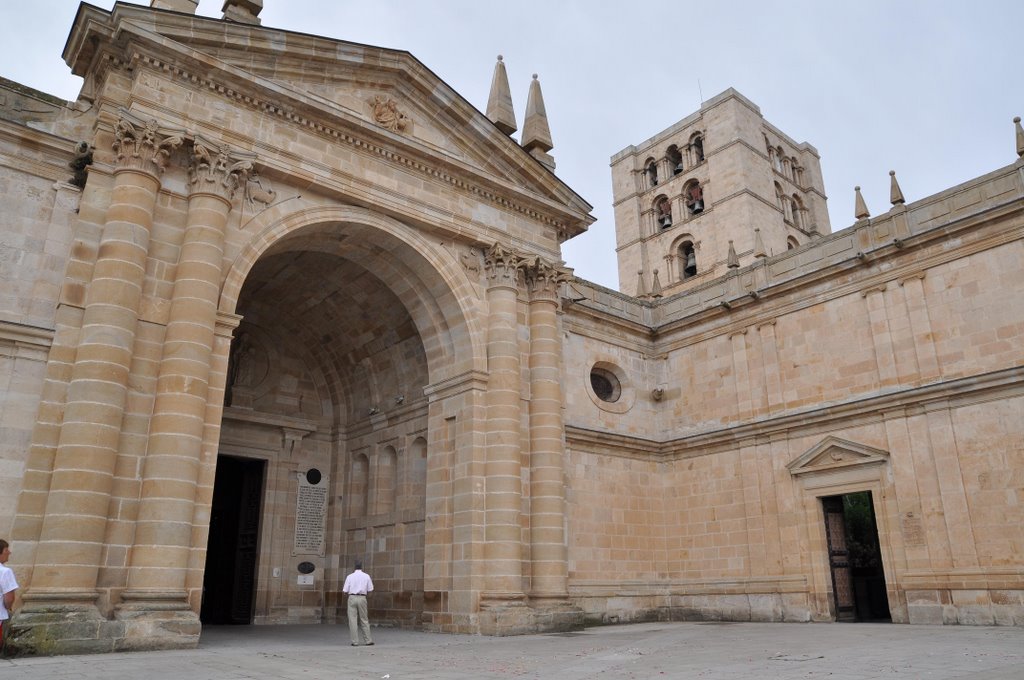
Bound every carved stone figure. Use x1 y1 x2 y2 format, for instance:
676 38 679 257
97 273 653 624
227 332 259 406
68 140 93 188
372 95 409 132
245 171 277 208
460 247 481 274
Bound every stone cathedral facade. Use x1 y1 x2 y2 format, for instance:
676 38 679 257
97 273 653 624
0 0 1021 655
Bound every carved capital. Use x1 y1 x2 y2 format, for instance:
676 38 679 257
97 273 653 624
188 137 254 201
112 113 184 176
483 242 523 288
522 256 568 300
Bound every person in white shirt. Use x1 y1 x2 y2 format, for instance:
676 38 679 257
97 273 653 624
342 560 374 646
0 539 18 646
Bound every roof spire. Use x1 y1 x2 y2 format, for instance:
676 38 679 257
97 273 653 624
753 228 767 258
651 269 663 298
222 0 262 25
635 270 648 298
889 170 905 206
1015 116 1024 158
522 74 555 170
486 56 517 136
854 186 870 220
727 241 740 269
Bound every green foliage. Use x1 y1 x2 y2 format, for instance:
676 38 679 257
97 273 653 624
843 492 881 569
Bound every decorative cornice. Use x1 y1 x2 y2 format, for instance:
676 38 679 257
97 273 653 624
649 197 1024 346
422 369 490 401
215 311 243 337
567 366 1024 461
119 53 581 234
0 320 54 361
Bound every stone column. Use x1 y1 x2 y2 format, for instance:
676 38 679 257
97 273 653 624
658 157 673 185
21 117 182 622
118 140 251 636
481 243 525 602
524 259 570 603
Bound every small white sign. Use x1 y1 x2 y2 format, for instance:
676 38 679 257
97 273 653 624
297 574 314 586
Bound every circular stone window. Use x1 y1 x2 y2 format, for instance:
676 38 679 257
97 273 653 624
585 361 634 414
590 367 621 403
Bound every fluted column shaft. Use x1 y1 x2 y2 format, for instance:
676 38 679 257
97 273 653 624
525 261 569 600
482 244 524 598
28 118 182 599
124 141 250 603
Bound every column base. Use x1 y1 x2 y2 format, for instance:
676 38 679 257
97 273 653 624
2 590 201 657
112 590 201 651
5 592 125 657
478 593 583 635
528 595 585 633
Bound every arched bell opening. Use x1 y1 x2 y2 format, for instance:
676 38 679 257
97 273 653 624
644 157 659 188
667 144 684 175
654 195 673 229
677 239 698 280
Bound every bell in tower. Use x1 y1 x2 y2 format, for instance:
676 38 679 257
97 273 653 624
686 182 704 214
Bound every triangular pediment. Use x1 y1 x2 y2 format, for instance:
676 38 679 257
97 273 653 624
64 5 593 238
786 436 889 477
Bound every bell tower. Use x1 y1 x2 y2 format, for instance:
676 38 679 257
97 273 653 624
610 88 831 297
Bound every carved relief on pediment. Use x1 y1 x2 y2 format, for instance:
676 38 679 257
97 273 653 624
787 436 890 478
371 95 410 132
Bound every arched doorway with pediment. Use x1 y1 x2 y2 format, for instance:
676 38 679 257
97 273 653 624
198 206 487 630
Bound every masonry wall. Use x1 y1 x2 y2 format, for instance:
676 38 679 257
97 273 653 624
0 118 78 530
563 159 1024 626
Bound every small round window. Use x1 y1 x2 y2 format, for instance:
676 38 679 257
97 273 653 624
590 367 621 403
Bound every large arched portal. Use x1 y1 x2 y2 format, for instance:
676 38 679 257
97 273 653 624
202 211 486 628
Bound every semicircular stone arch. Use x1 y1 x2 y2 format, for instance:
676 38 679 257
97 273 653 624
209 203 494 630
220 204 487 388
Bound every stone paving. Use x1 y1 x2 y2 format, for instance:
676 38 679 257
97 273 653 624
2 621 1022 679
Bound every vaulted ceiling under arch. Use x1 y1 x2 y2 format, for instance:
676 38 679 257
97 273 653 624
236 246 429 426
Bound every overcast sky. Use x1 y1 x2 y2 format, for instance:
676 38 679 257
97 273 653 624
1 1 1021 290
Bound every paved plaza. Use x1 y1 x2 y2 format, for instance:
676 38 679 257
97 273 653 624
2 621 1022 679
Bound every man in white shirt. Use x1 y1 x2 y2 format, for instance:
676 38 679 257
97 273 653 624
342 560 374 646
0 539 18 646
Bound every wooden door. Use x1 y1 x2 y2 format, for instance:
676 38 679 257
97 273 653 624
823 496 856 622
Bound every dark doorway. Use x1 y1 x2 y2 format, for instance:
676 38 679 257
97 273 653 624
201 455 266 624
822 491 891 622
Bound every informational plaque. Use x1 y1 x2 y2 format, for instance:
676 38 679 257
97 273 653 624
293 472 328 556
901 512 926 548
